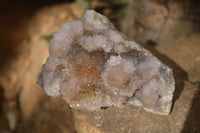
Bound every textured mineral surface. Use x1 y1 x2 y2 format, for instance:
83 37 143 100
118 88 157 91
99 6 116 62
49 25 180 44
37 10 175 115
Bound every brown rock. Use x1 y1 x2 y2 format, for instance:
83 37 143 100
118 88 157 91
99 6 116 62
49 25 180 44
72 81 200 133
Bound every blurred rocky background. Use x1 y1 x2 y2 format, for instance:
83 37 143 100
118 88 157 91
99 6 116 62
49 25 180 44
0 0 199 133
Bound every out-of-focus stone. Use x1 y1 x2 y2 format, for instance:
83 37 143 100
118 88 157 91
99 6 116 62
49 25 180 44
0 2 83 132
38 10 175 115
19 2 84 119
121 0 200 45
0 4 33 132
72 81 200 133
17 2 83 133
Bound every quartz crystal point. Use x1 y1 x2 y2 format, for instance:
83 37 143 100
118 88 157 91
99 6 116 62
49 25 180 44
37 10 175 115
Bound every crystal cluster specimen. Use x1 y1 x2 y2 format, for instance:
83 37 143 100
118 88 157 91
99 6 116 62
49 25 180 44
37 10 175 115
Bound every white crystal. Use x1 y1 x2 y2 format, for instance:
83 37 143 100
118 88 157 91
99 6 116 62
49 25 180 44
37 10 175 115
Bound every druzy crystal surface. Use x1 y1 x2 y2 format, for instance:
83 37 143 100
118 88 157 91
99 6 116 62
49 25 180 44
37 10 175 115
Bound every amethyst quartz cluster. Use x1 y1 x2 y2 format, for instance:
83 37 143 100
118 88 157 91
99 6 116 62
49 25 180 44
37 10 175 115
